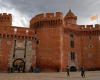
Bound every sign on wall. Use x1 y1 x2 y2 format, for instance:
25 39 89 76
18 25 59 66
16 43 25 48
16 50 24 53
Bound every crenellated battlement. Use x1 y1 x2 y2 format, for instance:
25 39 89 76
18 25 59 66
64 21 100 31
79 24 99 31
64 23 100 36
0 25 37 40
0 13 12 20
0 13 12 26
79 24 100 36
30 12 63 29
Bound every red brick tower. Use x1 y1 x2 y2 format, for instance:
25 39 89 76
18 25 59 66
0 13 12 26
62 10 82 71
30 12 63 71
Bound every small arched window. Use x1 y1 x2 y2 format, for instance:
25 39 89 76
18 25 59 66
8 18 9 20
89 44 93 48
4 17 6 20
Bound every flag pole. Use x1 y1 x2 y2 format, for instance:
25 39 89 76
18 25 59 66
97 15 98 24
97 16 98 24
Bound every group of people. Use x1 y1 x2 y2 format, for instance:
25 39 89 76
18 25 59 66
67 65 95 78
67 65 87 78
67 65 85 78
7 66 24 73
7 66 14 73
7 65 94 76
8 66 34 73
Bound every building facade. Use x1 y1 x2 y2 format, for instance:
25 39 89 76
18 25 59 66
0 10 100 72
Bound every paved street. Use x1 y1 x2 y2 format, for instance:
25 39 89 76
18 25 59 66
0 71 100 80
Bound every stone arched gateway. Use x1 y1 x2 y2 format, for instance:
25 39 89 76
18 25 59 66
13 59 25 72
70 66 77 72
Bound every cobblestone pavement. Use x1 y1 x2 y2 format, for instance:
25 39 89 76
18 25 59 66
0 71 100 80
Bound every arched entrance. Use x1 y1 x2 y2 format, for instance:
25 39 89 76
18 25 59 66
70 66 77 72
13 59 25 72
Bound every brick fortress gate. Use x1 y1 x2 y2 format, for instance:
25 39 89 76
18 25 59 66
0 10 100 72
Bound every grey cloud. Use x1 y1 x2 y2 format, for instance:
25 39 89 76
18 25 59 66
0 0 100 26
21 19 26 27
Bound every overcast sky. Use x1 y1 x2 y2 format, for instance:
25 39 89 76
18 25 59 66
0 0 99 27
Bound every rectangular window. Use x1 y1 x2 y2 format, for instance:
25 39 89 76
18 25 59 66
70 33 74 38
89 54 92 58
71 52 75 60
70 41 74 48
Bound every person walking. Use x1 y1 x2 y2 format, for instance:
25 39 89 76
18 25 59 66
22 67 24 73
18 66 20 73
67 66 70 77
57 67 59 72
92 66 94 72
30 66 33 73
81 65 85 78
11 66 13 73
7 66 10 73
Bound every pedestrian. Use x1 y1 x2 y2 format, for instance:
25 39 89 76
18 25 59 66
18 66 20 73
7 66 10 73
81 65 85 78
11 66 13 73
20 67 22 72
92 66 94 71
57 67 59 72
67 66 70 77
13 67 15 73
30 66 33 73
22 67 24 73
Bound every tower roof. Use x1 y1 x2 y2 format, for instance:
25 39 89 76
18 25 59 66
64 9 77 24
66 10 74 16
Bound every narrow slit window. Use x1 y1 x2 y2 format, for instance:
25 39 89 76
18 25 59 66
89 37 91 40
35 31 36 34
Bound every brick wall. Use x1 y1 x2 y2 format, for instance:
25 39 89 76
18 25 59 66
36 27 62 71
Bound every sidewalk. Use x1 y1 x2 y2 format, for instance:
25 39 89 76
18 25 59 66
0 71 100 80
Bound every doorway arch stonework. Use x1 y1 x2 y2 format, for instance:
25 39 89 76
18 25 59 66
13 59 25 72
8 40 36 72
70 66 77 72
